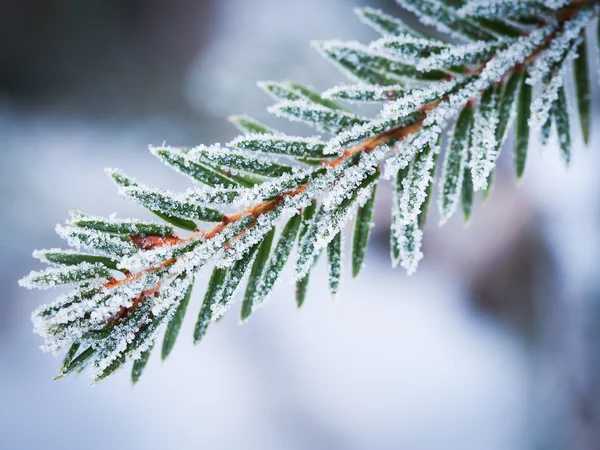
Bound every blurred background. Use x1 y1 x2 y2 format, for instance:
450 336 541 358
1 1 599 449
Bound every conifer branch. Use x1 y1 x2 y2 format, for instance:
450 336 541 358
20 0 600 383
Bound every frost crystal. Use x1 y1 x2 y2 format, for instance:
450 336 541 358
322 84 406 103
529 39 583 131
459 0 571 19
398 218 424 275
355 7 431 38
229 134 327 158
399 139 438 223
322 146 387 211
439 107 473 224
469 87 500 191
384 126 440 180
19 263 110 291
268 99 365 133
414 41 508 72
56 224 138 257
527 10 593 87
396 0 496 42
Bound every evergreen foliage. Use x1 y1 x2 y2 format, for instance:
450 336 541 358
20 0 599 383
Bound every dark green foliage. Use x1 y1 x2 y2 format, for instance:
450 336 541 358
194 268 227 344
41 250 120 271
461 164 474 223
154 149 242 188
554 86 572 165
573 33 591 144
327 232 342 295
241 228 276 320
72 218 174 236
229 115 276 135
352 182 378 277
162 280 194 360
496 71 522 146
514 70 532 180
254 214 303 307
295 201 318 308
132 345 153 385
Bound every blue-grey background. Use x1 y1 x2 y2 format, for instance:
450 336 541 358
1 1 599 449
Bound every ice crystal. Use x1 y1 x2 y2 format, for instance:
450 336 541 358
469 87 500 191
438 107 473 223
268 99 365 133
56 224 138 257
459 0 572 19
322 84 406 103
529 39 583 131
355 7 431 38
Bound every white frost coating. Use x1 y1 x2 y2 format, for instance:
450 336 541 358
355 7 423 38
56 224 137 257
121 179 238 211
527 10 593 88
398 219 424 275
230 166 321 208
386 22 556 270
470 93 500 191
68 213 173 236
325 79 456 156
459 0 571 19
399 139 438 223
57 270 162 328
33 248 81 265
211 254 253 319
120 184 220 222
381 79 460 118
327 234 343 297
312 40 385 83
295 179 378 280
119 233 203 274
373 34 446 49
240 165 350 274
19 262 109 290
395 0 482 42
371 34 447 61
228 133 326 157
383 126 440 180
257 80 302 101
150 274 192 317
154 143 297 177
422 23 556 130
438 123 471 224
87 303 154 381
166 216 254 276
219 208 286 268
34 245 192 378
31 280 105 322
391 172 424 275
322 145 387 211
414 41 507 72
325 119 388 155
312 39 423 85
268 99 363 132
87 296 181 382
322 83 405 103
181 184 240 206
34 269 165 353
529 41 581 131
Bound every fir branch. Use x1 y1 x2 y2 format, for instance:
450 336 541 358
20 0 600 384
